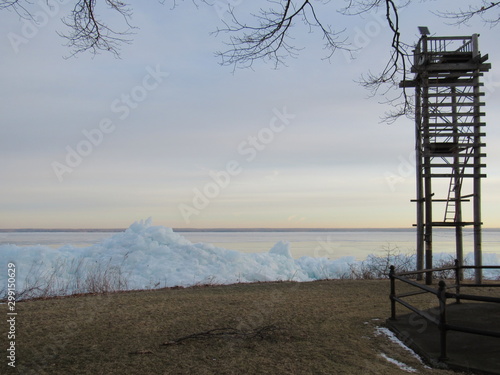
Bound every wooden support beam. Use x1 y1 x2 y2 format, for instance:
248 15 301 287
432 199 471 202
421 63 491 72
427 92 485 97
426 163 486 168
422 173 487 178
424 133 486 137
427 122 486 128
428 102 485 107
424 152 484 158
431 222 477 227
425 81 484 87
427 112 485 117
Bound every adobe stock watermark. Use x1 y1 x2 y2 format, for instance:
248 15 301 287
384 150 416 193
178 106 295 223
484 71 500 100
342 10 387 62
342 5 409 63
211 0 244 21
51 65 169 182
7 0 71 54
6 263 17 369
313 235 338 259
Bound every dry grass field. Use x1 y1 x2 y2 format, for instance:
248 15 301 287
1 280 476 375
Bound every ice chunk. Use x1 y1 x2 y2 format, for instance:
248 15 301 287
268 240 292 259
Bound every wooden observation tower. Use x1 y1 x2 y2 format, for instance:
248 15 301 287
401 29 491 284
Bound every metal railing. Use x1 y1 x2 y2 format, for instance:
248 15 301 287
389 261 500 361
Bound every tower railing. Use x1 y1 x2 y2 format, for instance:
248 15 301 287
413 35 479 67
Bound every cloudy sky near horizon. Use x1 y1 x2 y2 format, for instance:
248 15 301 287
1 0 499 229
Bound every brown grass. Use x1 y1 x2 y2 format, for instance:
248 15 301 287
1 280 473 375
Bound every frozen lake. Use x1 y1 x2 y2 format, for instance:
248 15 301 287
1 228 499 260
1 221 499 297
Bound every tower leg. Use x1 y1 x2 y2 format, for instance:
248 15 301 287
424 176 433 285
415 87 424 280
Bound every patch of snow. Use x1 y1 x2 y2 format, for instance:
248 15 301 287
379 353 418 373
375 327 430 369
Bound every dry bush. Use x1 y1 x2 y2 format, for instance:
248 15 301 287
348 245 415 280
7 257 129 300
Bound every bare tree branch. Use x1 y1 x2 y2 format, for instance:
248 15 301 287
0 0 37 20
60 0 135 57
0 0 136 56
435 1 500 27
343 0 413 122
1 0 499 62
1 0 498 120
0 0 21 10
213 1 351 69
161 325 281 346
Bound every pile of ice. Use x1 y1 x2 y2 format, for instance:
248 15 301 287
1 219 499 299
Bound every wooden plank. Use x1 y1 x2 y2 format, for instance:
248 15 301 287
422 156 486 160
424 133 486 137
427 93 484 97
461 194 476 198
428 102 485 107
431 222 476 227
426 82 484 88
425 123 485 127
402 79 483 87
427 112 485 117
432 199 471 202
426 142 486 147
422 154 487 158
399 80 417 88
427 71 484 77
426 36 472 41
423 174 487 178
423 151 485 158
427 164 486 168
423 155 487 160
423 64 490 72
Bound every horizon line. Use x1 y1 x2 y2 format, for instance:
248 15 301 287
1 227 499 233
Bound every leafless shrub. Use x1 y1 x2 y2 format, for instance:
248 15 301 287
83 259 129 294
348 245 415 280
5 256 129 300
433 255 473 280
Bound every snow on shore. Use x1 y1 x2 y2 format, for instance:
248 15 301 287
1 219 499 298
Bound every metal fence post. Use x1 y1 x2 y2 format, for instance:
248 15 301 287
438 280 448 361
454 259 461 304
389 265 396 320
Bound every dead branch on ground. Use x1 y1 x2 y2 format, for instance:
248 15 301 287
161 324 281 346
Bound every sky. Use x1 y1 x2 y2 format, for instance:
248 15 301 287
0 0 499 229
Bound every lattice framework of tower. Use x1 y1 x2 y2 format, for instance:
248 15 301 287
401 32 491 284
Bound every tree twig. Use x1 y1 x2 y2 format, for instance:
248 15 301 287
161 324 280 346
